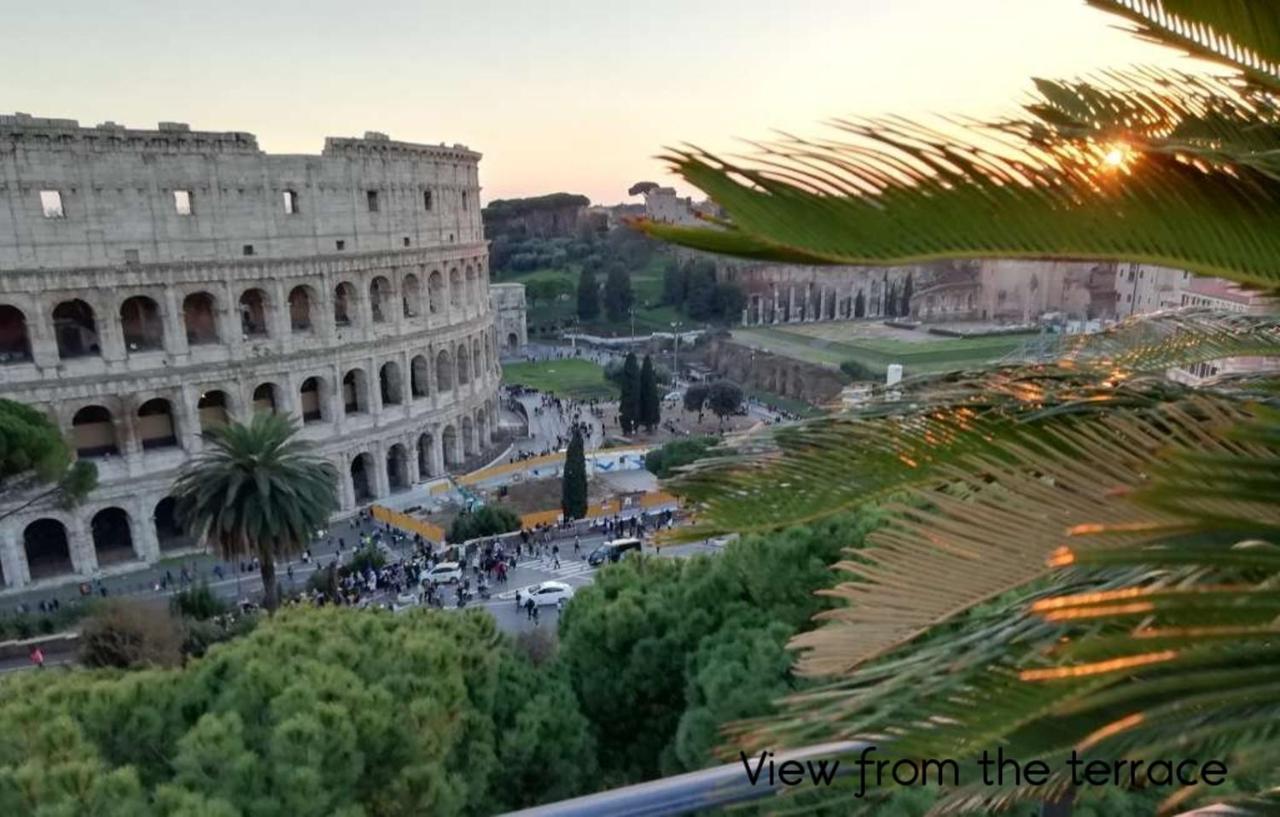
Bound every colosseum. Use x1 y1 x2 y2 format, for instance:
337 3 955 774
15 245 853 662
0 114 503 591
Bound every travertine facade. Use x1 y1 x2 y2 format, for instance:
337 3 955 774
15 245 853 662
0 114 501 589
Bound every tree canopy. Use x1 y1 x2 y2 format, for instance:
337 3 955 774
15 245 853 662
0 607 596 816
560 426 587 520
0 398 97 521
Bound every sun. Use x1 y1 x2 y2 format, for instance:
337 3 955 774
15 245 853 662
1104 147 1126 167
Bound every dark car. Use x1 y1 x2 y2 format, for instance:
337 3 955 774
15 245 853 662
587 538 642 567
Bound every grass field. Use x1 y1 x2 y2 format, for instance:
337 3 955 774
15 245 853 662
734 326 1028 376
501 358 618 400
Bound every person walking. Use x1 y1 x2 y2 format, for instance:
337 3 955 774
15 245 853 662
524 596 535 621
28 646 44 670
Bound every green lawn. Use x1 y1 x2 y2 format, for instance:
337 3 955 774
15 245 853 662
501 358 618 400
734 327 1030 376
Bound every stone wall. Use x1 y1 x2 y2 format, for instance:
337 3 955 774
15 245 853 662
704 337 845 405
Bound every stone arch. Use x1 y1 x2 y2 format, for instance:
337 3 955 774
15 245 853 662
456 344 470 386
120 295 164 352
198 389 232 432
475 408 488 448
72 405 119 458
154 496 191 552
350 452 375 503
436 349 453 392
428 271 444 314
411 355 430 398
251 382 280 414
379 360 404 405
91 506 135 565
471 338 482 380
449 269 462 308
0 304 33 364
52 299 101 359
24 518 73 579
417 432 435 479
182 292 219 345
343 368 370 415
402 273 422 318
137 397 179 449
239 288 270 338
442 424 460 467
288 285 315 332
334 281 358 327
386 443 410 491
506 331 519 352
369 276 392 323
299 376 327 424
461 415 476 456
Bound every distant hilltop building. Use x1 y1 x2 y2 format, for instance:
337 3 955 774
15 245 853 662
640 186 719 226
0 114 502 590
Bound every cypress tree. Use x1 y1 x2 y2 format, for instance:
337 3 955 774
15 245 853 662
577 267 600 321
561 425 588 520
639 354 661 431
619 352 640 434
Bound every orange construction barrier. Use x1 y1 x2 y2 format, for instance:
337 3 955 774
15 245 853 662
372 504 446 543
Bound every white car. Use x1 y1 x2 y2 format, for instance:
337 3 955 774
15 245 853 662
515 580 575 608
422 561 462 585
392 591 419 612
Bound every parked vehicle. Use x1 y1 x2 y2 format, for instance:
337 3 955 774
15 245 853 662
515 580 575 608
586 537 643 567
422 561 462 585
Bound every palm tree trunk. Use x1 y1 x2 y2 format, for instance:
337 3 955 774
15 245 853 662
260 548 278 612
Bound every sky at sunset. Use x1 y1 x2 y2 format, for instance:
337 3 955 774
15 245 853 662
8 0 1196 205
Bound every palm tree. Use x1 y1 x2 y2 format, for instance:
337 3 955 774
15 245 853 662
639 3 1280 814
172 412 337 611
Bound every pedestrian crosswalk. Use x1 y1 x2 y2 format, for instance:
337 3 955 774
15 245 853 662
518 556 597 581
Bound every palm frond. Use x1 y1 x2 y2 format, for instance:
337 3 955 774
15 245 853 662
641 104 1280 288
664 313 1280 544
1085 0 1280 90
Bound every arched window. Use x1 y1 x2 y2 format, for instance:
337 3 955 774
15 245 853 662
252 383 279 414
410 355 430 398
137 398 178 449
403 273 422 318
342 369 369 415
0 304 32 364
182 292 218 345
239 289 270 337
350 453 374 503
299 377 325 423
91 507 135 565
334 282 357 327
370 276 392 323
442 425 459 467
72 405 118 457
465 267 478 306
198 390 231 432
456 345 470 386
288 286 313 332
24 519 73 579
386 444 410 491
472 339 482 380
154 497 191 552
436 350 453 392
379 361 403 405
52 299 100 359
120 295 164 352
427 272 444 314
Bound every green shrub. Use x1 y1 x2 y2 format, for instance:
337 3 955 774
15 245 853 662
449 504 522 542
644 437 717 478
171 582 228 621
